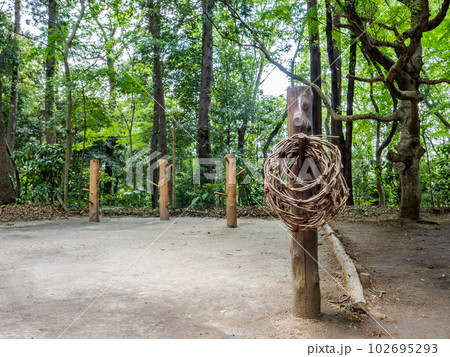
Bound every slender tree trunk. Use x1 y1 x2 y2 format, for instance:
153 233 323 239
421 131 435 207
106 48 116 102
0 80 17 204
424 99 450 129
62 56 73 206
104 136 116 196
150 96 159 205
324 105 331 137
344 32 356 205
237 119 247 154
237 55 263 158
198 0 213 164
376 121 398 205
45 0 57 144
237 117 251 205
149 1 167 158
375 122 385 205
171 119 176 207
325 0 345 154
61 1 85 207
6 0 20 151
308 0 322 136
155 59 167 158
148 0 167 207
78 86 88 208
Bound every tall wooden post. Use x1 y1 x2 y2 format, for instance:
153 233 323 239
287 86 320 318
89 159 100 222
225 154 237 228
158 158 170 220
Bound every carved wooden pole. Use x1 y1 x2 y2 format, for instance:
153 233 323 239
89 159 100 222
225 154 237 228
158 158 170 220
287 86 320 318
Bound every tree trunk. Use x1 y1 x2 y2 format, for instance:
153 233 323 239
148 1 167 158
44 0 57 144
375 122 385 205
106 50 116 102
325 0 345 154
104 136 117 196
78 86 88 208
61 1 85 207
0 80 17 204
198 0 213 163
148 0 167 207
342 0 443 220
386 4 426 220
344 32 356 205
387 99 424 220
237 118 247 155
6 0 20 151
376 121 398 206
308 0 322 136
61 56 73 206
171 119 176 207
421 131 435 207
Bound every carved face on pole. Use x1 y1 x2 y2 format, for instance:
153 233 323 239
292 88 313 136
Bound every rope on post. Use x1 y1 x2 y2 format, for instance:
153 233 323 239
264 133 349 231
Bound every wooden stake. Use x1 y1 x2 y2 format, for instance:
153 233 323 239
287 86 320 318
89 159 100 222
225 154 237 228
158 158 170 220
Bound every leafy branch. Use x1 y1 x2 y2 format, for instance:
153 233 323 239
215 0 400 123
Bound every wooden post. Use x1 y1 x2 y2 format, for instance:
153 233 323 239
225 154 237 228
287 86 320 318
158 158 170 220
89 159 100 222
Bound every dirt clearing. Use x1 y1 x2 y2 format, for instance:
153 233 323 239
0 214 448 338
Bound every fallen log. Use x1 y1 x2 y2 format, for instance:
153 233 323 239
324 224 367 311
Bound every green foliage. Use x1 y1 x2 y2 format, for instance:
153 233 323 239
111 187 151 207
0 12 19 77
13 143 65 203
2 0 448 213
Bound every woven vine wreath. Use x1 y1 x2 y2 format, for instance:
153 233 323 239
264 133 349 231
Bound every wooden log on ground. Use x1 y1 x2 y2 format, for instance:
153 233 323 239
158 159 170 220
324 224 366 310
287 86 320 318
225 154 237 228
89 159 100 222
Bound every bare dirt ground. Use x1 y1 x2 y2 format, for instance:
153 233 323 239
0 208 448 339
333 209 450 339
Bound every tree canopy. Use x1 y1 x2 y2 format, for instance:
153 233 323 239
0 0 448 217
